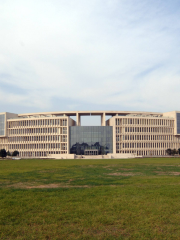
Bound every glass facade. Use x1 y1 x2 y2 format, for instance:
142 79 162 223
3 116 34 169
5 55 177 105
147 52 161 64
0 114 5 136
177 113 180 134
70 126 113 155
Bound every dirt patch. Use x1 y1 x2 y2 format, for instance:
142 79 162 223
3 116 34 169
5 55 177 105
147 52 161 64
6 182 33 188
103 166 133 171
170 172 180 176
5 182 90 189
118 168 133 171
107 172 140 176
103 165 113 168
80 165 96 168
162 165 175 166
68 179 74 182
39 170 56 173
155 171 167 175
26 184 90 189
155 171 180 175
103 165 119 168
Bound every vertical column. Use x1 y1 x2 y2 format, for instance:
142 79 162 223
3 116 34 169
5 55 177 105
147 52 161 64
76 113 81 126
113 117 116 154
67 117 69 154
101 112 106 126
4 113 7 137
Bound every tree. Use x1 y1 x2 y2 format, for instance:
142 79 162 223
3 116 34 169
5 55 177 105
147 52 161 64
165 149 172 155
12 151 19 157
7 151 11 156
172 149 178 156
178 148 180 155
0 149 7 158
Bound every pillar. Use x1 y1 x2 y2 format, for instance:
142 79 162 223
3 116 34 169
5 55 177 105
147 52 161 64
101 112 106 126
76 113 81 126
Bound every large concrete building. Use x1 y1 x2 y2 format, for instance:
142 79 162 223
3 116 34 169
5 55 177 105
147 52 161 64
0 110 180 158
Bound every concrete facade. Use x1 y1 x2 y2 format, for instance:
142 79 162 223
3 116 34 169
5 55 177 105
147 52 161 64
0 110 180 158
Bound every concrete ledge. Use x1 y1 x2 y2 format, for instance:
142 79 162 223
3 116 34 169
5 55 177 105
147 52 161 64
107 153 140 159
47 154 75 159
41 153 141 160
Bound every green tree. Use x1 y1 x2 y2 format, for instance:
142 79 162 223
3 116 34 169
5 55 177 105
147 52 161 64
165 149 172 155
0 149 7 158
12 151 19 157
7 151 11 156
172 149 178 156
178 148 180 155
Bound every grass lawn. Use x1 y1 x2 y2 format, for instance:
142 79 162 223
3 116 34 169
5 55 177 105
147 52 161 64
1 158 180 239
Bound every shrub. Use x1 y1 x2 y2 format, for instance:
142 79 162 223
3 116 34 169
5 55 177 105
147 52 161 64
165 149 172 155
0 149 7 158
7 151 11 156
12 151 19 157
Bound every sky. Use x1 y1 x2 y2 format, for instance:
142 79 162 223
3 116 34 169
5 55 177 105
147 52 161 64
0 0 180 125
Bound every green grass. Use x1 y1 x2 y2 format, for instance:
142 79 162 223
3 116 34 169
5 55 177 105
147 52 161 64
1 158 180 239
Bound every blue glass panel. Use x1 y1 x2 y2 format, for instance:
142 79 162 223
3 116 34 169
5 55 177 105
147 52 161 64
0 114 5 136
70 126 113 155
177 113 180 134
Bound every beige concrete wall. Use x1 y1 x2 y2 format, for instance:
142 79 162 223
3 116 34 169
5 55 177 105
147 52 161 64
163 111 176 134
108 116 116 154
76 154 139 159
107 153 140 159
47 154 75 159
5 116 73 157
110 114 177 157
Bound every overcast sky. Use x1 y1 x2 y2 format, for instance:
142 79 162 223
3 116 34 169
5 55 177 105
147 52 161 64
0 0 180 124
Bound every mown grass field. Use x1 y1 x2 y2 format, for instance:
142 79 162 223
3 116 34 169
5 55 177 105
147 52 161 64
1 158 180 239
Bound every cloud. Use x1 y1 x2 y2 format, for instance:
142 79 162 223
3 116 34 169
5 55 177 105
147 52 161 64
0 0 180 116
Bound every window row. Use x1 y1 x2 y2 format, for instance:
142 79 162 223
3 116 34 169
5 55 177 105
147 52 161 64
116 134 175 141
19 151 67 157
116 127 174 134
8 135 67 143
8 119 67 128
116 142 179 149
9 127 67 135
9 143 67 150
117 150 166 156
115 118 174 127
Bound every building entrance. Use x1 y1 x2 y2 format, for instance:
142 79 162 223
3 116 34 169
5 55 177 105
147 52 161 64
84 149 98 155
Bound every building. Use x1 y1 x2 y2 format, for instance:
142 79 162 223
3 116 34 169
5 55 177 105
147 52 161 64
0 110 180 158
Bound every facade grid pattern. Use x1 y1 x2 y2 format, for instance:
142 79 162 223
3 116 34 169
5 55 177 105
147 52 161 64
0 110 180 158
0 117 70 157
114 117 179 156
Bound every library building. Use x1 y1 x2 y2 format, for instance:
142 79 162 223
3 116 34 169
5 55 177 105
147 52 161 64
0 110 180 159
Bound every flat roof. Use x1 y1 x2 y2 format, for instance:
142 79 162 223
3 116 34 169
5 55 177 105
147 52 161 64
18 110 163 117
